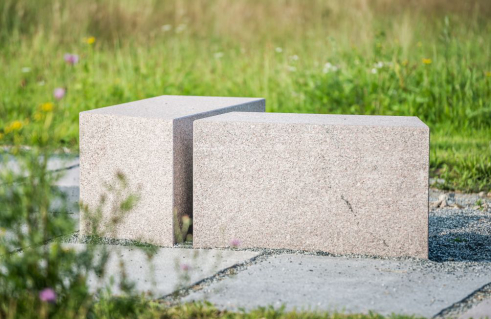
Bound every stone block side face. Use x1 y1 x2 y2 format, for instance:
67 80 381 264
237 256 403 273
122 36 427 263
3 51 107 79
194 119 429 258
79 113 174 246
172 100 265 231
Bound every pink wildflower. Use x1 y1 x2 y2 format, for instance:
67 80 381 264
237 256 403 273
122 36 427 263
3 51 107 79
180 263 191 271
39 288 56 303
230 239 241 248
64 53 79 65
53 88 66 100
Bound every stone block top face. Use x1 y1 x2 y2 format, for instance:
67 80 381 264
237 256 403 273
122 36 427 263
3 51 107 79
196 112 429 129
80 95 265 120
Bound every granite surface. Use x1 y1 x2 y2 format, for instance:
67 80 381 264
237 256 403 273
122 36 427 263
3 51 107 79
79 96 265 246
193 112 429 258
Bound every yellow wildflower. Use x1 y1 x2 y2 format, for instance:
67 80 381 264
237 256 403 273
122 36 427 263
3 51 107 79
41 102 54 112
486 71 491 77
422 58 432 65
0 133 3 140
5 121 23 134
85 36 96 45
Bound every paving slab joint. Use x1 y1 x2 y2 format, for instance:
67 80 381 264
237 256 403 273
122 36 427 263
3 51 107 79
433 282 491 318
159 250 270 304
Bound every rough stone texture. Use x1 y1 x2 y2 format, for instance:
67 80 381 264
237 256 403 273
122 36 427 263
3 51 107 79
55 243 259 297
80 96 265 246
194 112 429 258
183 254 491 318
459 299 491 319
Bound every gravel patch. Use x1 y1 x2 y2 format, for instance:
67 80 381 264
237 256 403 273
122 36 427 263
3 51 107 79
429 190 491 262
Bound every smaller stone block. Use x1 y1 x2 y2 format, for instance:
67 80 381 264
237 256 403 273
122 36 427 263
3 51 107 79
193 112 429 258
79 96 265 246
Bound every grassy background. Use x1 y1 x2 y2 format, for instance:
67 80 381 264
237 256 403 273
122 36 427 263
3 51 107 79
0 0 490 192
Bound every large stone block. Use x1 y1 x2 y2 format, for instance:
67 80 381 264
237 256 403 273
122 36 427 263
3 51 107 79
194 112 429 258
80 96 265 246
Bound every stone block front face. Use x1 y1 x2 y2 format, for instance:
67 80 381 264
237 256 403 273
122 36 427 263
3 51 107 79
79 96 265 246
193 113 429 258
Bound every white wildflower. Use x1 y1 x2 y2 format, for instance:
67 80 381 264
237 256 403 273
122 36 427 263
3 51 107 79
289 55 299 61
161 24 172 32
176 24 187 33
323 62 339 73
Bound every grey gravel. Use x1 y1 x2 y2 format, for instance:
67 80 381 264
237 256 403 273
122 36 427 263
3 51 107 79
429 190 491 262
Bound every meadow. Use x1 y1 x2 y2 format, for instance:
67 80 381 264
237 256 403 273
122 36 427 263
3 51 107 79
1 0 490 191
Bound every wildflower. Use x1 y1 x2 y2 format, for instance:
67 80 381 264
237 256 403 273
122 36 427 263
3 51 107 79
402 60 409 66
180 263 191 271
230 239 241 248
422 58 432 65
39 288 56 303
275 47 283 53
161 24 172 32
371 68 377 74
289 55 299 61
287 66 297 72
64 53 79 65
85 36 96 45
214 52 224 59
0 133 3 140
375 61 384 68
21 67 31 73
41 102 54 112
485 71 491 77
54 88 66 100
323 62 338 73
5 121 23 133
176 24 186 33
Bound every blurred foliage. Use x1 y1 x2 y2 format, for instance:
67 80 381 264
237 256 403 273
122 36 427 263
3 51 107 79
1 0 490 191
0 113 159 318
0 1 490 186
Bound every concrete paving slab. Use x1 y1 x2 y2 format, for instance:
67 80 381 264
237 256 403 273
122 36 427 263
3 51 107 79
459 299 491 319
0 153 79 174
64 243 258 297
184 254 491 318
53 165 80 216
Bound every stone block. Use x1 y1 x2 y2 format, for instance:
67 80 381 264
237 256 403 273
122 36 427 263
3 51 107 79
193 112 429 258
80 96 265 246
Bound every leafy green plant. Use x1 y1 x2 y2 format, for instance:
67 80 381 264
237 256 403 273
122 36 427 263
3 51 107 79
0 115 155 318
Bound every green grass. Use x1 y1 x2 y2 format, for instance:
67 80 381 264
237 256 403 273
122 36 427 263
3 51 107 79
1 0 490 192
106 301 424 319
